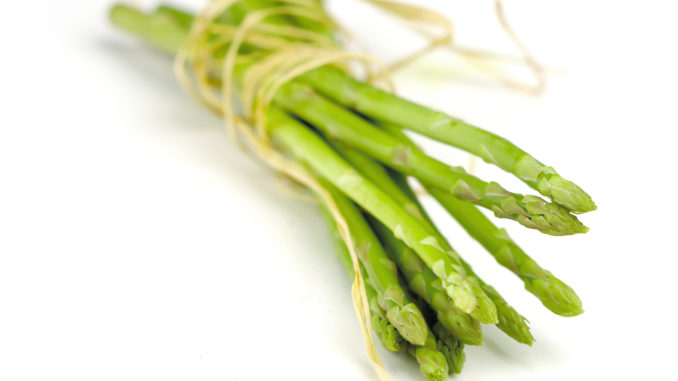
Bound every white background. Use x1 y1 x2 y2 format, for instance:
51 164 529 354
1 1 677 380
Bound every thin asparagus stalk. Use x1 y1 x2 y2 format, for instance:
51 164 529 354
330 143 496 325
268 106 480 311
330 140 531 339
111 3 480 316
318 178 429 346
272 81 587 236
471 279 534 345
320 181 449 380
298 66 596 214
319 201 404 352
407 335 450 381
397 170 535 345
112 4 588 236
380 126 535 344
370 218 483 345
383 123 583 317
370 168 533 344
432 323 466 374
429 187 583 316
342 118 533 343
110 4 189 54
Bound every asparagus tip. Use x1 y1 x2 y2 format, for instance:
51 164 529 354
496 306 535 345
538 174 597 214
527 276 584 317
386 303 429 346
432 323 467 374
469 280 499 325
441 276 477 314
413 347 450 381
371 314 404 352
499 195 589 236
437 312 484 346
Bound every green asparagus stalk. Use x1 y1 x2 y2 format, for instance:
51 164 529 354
110 4 189 54
380 126 536 344
343 119 533 343
371 170 533 345
318 178 429 346
471 279 534 345
332 144 498 347
154 5 195 29
319 201 404 352
432 323 466 374
272 81 587 236
111 4 588 236
407 336 450 381
298 66 596 214
330 140 532 343
267 106 481 311
319 180 450 380
399 172 535 345
370 218 483 345
382 123 583 317
332 142 497 324
429 187 583 316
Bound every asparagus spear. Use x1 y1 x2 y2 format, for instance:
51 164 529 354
383 123 583 317
379 125 537 343
272 81 587 236
298 66 596 214
432 323 466 374
396 170 535 345
319 201 404 352
429 187 583 316
369 167 533 344
331 141 535 342
111 5 587 236
328 144 497 325
111 3 480 315
342 121 533 343
329 139 533 343
407 336 450 381
370 218 483 345
318 178 429 346
320 182 450 380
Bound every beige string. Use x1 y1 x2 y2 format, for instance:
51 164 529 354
367 0 547 94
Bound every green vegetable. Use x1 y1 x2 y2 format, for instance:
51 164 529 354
316 178 429 346
319 202 404 352
330 135 533 344
329 141 495 328
111 4 590 237
264 106 479 313
370 218 483 346
299 66 596 214
109 2 596 378
432 323 466 374
407 335 450 381
319 181 451 380
381 122 583 317
273 81 587 236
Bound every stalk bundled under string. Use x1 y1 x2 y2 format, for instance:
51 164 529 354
109 1 596 380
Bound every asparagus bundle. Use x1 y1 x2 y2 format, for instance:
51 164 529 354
109 1 595 379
